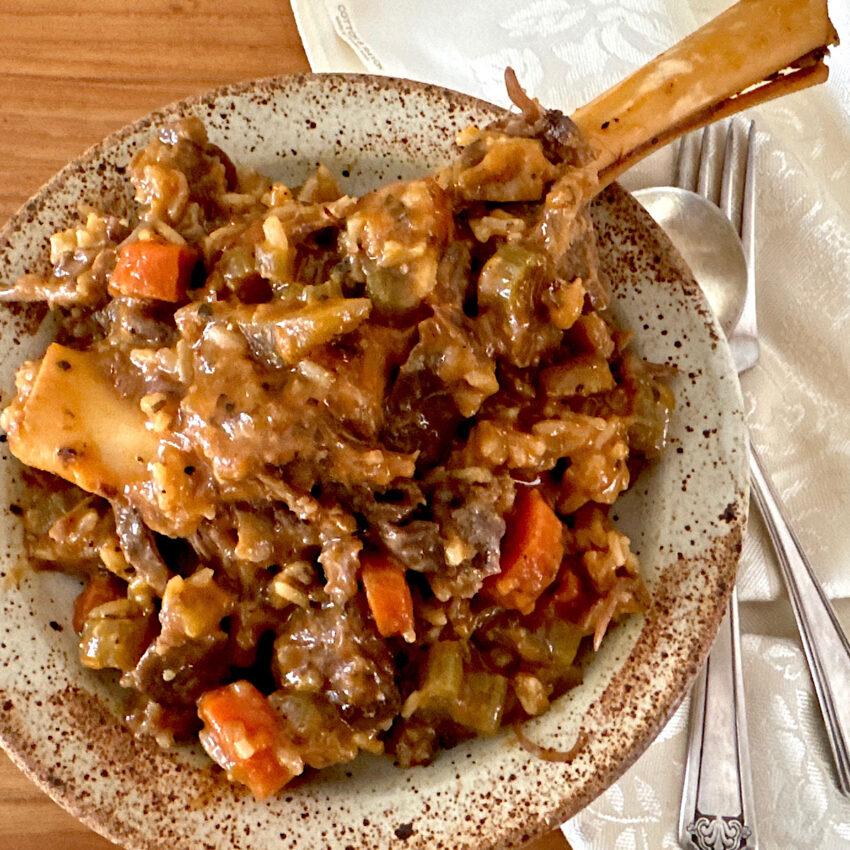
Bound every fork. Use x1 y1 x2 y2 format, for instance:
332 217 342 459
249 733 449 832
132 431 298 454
677 121 850 849
675 121 758 850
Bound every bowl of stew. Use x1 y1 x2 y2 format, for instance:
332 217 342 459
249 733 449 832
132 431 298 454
0 73 746 849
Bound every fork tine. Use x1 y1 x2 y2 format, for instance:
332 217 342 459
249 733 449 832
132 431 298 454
674 134 698 191
714 119 760 351
697 124 724 204
720 120 755 239
720 122 741 230
741 122 757 287
675 123 725 200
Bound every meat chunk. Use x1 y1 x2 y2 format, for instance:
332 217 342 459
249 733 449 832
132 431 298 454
273 601 400 730
122 569 234 706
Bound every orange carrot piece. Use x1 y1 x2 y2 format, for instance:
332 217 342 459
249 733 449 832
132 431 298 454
72 573 124 633
483 487 565 615
360 552 416 641
108 240 197 302
197 681 303 800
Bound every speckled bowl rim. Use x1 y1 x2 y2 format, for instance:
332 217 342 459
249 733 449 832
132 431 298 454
0 73 748 850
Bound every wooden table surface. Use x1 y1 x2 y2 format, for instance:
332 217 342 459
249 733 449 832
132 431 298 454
0 2 569 847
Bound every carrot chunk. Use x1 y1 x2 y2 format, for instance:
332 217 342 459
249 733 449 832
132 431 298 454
72 573 124 633
360 552 416 641
108 240 197 302
483 487 565 615
197 681 303 800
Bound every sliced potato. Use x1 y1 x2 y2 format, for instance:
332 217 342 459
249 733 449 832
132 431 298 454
5 343 159 496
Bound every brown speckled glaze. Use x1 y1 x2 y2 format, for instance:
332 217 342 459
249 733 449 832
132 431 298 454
0 75 747 849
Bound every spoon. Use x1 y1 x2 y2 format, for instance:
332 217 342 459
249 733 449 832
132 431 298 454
632 186 747 334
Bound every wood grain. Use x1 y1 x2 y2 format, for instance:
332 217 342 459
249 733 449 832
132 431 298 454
0 0 308 225
0 2 571 847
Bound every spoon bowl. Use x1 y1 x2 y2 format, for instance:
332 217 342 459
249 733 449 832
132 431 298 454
632 186 748 333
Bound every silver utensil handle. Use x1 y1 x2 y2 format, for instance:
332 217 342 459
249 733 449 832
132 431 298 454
679 590 757 850
749 440 850 795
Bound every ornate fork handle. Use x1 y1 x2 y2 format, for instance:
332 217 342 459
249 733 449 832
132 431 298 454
679 590 756 850
749 440 850 795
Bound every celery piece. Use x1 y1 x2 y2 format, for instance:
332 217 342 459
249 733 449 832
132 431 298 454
477 243 543 311
450 671 508 735
420 641 464 706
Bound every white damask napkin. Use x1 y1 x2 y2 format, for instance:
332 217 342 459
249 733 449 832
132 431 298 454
291 0 850 603
290 1 850 847
562 628 850 850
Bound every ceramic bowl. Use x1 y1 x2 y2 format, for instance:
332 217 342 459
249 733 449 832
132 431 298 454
0 74 747 849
